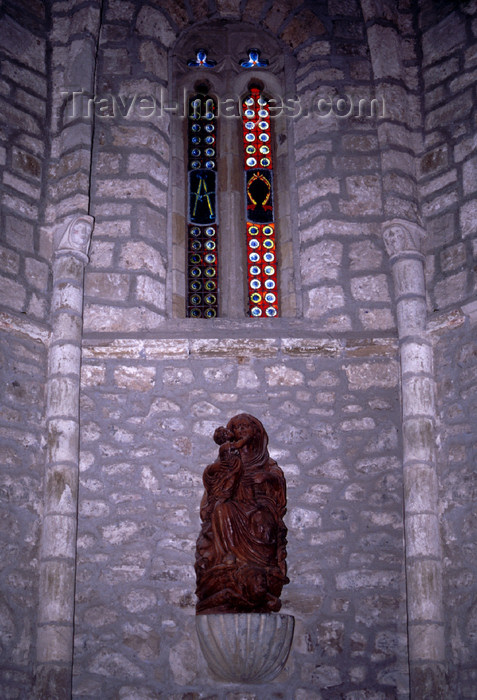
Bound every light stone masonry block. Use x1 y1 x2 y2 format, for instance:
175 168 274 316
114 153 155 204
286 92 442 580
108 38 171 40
440 243 467 272
350 274 390 302
83 304 165 332
114 365 155 391
403 417 435 464
85 272 130 300
36 625 73 664
406 560 443 622
402 375 435 418
51 314 82 345
47 376 80 419
135 275 165 311
83 338 188 359
38 560 75 624
119 240 166 277
359 308 394 329
0 277 26 310
51 282 84 315
404 464 438 514
396 298 427 337
460 199 477 238
392 258 426 298
45 464 78 515
49 343 81 377
54 255 85 283
434 270 468 309
408 624 445 661
400 341 433 375
301 240 343 283
42 514 77 559
336 570 399 590
306 286 344 318
344 361 399 389
47 419 80 464
190 338 278 358
281 338 341 357
0 245 20 275
265 365 305 386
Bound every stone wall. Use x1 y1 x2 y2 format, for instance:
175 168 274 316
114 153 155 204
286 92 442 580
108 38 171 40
73 335 408 698
0 1 50 322
433 316 477 699
0 322 48 698
0 3 50 697
419 3 477 313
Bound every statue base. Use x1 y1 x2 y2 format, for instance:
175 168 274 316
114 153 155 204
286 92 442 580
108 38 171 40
196 613 294 683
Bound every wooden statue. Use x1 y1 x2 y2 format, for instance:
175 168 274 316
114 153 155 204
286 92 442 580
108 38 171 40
195 413 289 614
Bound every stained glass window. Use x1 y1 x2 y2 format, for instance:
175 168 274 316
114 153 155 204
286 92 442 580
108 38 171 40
242 87 279 318
187 92 218 318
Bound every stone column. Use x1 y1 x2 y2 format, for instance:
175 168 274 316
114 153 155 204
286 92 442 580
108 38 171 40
383 219 447 699
36 215 94 700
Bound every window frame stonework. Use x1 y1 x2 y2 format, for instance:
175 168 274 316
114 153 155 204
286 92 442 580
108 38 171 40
169 22 298 320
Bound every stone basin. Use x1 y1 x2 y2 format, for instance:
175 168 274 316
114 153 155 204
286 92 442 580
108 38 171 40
196 613 295 683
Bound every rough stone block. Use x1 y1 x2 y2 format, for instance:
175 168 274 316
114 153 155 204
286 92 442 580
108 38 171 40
434 270 468 309
0 277 26 311
422 13 466 66
351 274 390 302
119 240 166 277
306 286 344 318
301 241 343 283
136 6 176 46
341 175 382 216
85 272 130 301
114 365 155 391
0 245 20 275
344 361 399 389
440 243 467 272
5 214 34 252
83 304 165 332
135 275 165 311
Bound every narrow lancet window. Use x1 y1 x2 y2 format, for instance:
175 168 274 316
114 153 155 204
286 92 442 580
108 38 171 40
187 91 218 318
242 87 279 318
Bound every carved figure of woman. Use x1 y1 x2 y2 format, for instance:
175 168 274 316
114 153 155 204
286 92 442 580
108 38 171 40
195 413 289 614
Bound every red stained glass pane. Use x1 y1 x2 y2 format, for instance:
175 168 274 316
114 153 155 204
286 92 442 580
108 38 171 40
242 88 279 318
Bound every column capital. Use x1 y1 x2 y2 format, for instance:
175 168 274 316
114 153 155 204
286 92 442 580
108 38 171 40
55 215 94 264
382 219 427 259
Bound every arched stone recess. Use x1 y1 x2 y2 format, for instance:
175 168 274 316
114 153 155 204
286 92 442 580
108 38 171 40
169 20 299 319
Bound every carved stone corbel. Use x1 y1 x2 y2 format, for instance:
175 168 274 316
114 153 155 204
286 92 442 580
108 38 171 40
56 214 94 263
382 218 426 259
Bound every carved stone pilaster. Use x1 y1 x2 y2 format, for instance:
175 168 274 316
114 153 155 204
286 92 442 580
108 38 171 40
36 215 94 700
382 217 447 699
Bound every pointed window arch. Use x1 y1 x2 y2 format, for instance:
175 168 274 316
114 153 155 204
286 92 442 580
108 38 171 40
170 23 297 320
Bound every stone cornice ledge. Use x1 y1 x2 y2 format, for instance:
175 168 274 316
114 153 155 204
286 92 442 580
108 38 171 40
82 336 398 360
0 310 50 346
